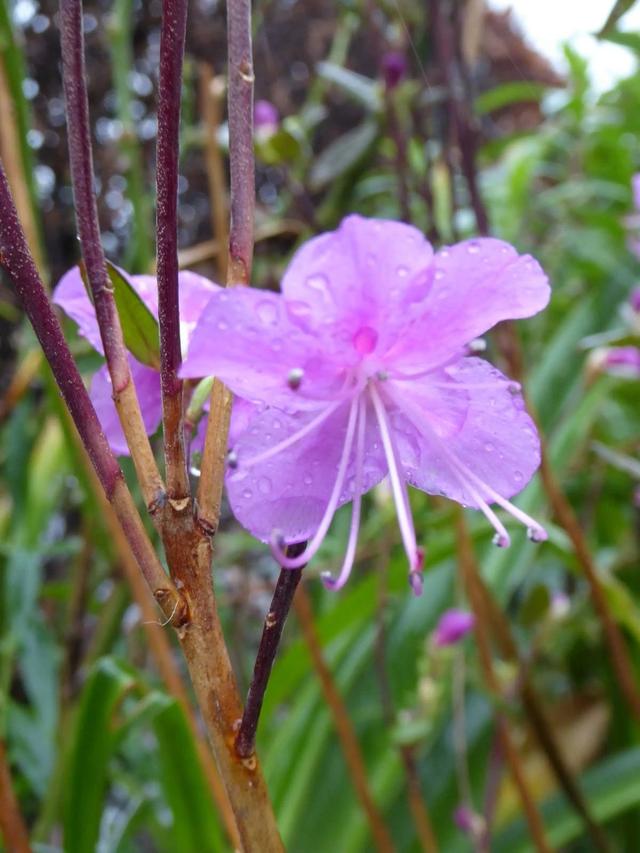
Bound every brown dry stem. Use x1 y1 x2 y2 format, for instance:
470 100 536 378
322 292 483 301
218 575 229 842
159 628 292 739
294 583 395 853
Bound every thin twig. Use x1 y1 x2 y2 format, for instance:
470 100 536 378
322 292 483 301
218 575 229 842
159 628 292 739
455 510 551 853
470 566 611 852
294 583 395 853
0 164 186 626
156 0 190 501
197 0 255 531
199 63 229 280
68 427 240 848
235 545 305 758
373 536 439 852
0 740 31 853
58 0 165 511
430 0 488 235
540 450 640 722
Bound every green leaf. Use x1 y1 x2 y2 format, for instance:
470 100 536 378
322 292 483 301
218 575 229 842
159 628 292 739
596 0 639 36
475 81 549 115
598 28 640 52
152 696 223 852
63 658 136 853
316 61 381 112
309 120 378 190
495 748 640 851
106 262 161 369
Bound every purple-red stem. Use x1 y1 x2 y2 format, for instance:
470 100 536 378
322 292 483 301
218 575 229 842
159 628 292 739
157 0 190 499
58 0 129 390
58 0 164 508
226 0 255 284
235 546 305 758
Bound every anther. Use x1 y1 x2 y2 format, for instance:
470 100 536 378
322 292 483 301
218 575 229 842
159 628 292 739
287 367 305 390
492 532 510 548
527 526 548 543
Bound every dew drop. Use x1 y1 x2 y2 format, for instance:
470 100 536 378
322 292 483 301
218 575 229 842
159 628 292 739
257 300 278 324
434 269 445 281
242 488 253 499
303 474 313 485
484 442 494 453
514 470 523 483
217 320 229 331
396 265 409 278
467 242 480 254
306 273 329 292
257 476 272 495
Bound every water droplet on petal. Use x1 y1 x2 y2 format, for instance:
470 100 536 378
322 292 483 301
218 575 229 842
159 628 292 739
242 488 253 499
514 470 523 483
217 320 229 331
485 442 494 453
258 476 272 494
396 265 409 278
257 300 278 324
306 273 329 293
467 241 480 254
434 269 445 281
303 474 313 485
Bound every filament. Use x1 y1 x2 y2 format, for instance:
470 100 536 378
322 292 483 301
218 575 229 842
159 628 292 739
322 397 366 590
270 395 360 569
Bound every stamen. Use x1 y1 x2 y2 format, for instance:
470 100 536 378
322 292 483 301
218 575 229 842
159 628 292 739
369 382 422 580
384 386 546 543
322 398 366 590
271 396 360 569
287 367 305 390
409 546 425 596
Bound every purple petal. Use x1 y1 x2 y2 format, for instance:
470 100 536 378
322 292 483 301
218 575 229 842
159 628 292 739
180 288 344 409
177 271 220 349
90 359 162 456
433 609 475 646
633 173 640 212
281 214 435 352
53 266 104 354
388 357 540 505
389 238 550 372
226 401 386 543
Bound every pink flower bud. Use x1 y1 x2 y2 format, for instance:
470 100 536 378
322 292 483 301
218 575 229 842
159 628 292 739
433 609 475 647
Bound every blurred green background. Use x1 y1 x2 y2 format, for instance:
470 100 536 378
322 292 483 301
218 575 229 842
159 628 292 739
1 0 640 850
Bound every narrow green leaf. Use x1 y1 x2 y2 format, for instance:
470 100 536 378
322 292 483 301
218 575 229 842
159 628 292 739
152 696 223 853
475 81 549 115
309 120 378 190
106 262 161 369
63 659 136 853
495 748 640 851
316 61 381 111
596 0 639 36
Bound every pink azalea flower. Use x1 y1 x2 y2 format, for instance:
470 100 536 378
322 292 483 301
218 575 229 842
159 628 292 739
433 609 475 646
182 215 550 593
53 266 218 454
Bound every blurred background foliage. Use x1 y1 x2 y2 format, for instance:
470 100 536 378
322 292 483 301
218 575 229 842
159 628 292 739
1 0 640 850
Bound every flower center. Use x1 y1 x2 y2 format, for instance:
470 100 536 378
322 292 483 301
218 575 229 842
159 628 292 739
352 325 378 355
